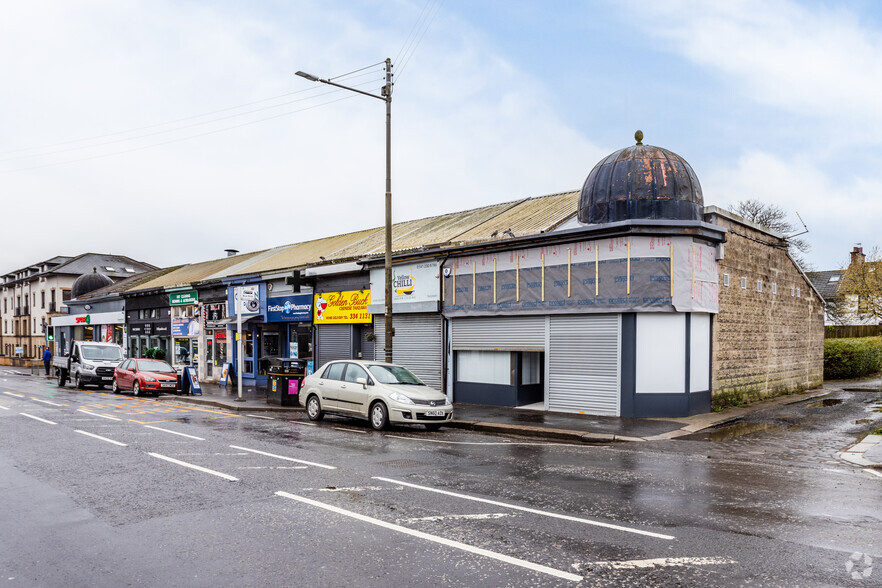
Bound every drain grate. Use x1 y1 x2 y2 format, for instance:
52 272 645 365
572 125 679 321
375 459 427 469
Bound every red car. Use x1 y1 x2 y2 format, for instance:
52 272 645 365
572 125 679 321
112 359 179 396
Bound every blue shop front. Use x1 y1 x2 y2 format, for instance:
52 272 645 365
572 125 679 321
228 283 313 388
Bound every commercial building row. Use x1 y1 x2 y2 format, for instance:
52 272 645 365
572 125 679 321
50 135 825 417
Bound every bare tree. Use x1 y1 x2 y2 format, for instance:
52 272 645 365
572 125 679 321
732 199 812 271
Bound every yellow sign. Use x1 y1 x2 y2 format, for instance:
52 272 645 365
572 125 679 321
314 291 371 324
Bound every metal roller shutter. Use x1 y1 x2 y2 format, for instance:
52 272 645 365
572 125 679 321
373 314 443 390
548 314 620 416
450 316 546 350
316 324 351 366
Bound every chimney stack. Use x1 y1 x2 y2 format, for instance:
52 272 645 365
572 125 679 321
850 245 865 266
225 249 239 257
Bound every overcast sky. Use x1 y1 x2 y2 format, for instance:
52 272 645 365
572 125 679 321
2 0 879 275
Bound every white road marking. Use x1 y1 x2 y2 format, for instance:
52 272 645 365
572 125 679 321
4 392 24 397
144 425 205 440
78 410 121 421
864 469 882 478
230 445 337 470
246 415 276 420
397 513 514 524
319 486 392 492
287 421 317 427
333 427 367 434
0 404 10 410
374 477 675 541
275 491 583 582
148 453 238 481
20 413 57 425
386 434 576 447
31 398 63 406
240 466 308 470
75 430 128 447
585 556 736 570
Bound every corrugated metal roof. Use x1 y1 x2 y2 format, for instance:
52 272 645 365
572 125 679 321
451 191 579 244
133 251 267 290
121 190 584 292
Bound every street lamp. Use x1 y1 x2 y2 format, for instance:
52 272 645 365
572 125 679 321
296 59 395 363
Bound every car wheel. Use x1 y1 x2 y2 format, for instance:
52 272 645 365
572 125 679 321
306 395 324 421
111 379 119 394
424 424 442 432
370 401 389 431
133 381 140 397
75 374 84 389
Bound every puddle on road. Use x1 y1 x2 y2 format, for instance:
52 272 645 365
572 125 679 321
855 419 872 424
808 398 843 408
680 421 784 442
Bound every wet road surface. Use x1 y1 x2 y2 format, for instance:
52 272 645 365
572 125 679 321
1 374 879 586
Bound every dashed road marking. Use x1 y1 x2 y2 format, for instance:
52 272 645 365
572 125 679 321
20 413 57 425
275 491 583 582
31 398 63 406
374 476 675 540
0 404 10 410
78 409 121 421
144 425 205 440
246 415 276 420
583 556 737 570
4 392 24 398
75 430 128 447
148 453 238 481
864 468 882 478
230 445 337 470
334 427 367 434
396 513 514 524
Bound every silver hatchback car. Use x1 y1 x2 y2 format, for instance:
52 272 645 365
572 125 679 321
300 360 453 431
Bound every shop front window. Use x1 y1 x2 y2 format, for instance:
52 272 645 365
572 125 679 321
175 338 191 365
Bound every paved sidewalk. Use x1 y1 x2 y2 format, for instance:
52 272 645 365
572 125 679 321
155 383 835 444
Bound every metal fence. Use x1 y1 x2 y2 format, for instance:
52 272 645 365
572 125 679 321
825 325 882 339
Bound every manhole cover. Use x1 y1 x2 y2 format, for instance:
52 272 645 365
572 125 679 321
376 459 426 469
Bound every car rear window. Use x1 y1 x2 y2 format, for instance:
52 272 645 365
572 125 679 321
323 363 345 381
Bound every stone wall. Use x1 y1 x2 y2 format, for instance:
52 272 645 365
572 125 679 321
709 211 824 403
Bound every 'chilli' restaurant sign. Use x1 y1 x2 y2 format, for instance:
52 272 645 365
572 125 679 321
314 291 371 324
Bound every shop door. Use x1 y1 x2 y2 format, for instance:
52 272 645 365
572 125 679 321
547 314 620 416
205 339 213 377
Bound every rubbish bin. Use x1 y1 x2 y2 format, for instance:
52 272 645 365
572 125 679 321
266 359 306 406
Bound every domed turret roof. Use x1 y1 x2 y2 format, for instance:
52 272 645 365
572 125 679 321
578 131 703 224
71 267 113 299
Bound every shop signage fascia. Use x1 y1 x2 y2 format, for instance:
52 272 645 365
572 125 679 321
369 261 440 310
169 291 198 306
51 310 125 327
267 294 312 322
314 290 371 324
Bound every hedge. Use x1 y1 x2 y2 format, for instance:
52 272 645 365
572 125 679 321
824 336 882 380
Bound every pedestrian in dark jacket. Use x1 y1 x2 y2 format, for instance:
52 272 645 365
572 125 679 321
42 346 52 376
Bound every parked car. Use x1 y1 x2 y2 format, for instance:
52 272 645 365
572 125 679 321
300 360 452 431
112 359 179 396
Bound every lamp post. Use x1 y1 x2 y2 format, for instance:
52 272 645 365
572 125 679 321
296 59 394 363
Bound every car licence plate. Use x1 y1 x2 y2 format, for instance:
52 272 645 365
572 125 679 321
425 410 445 417
102 377 113 381
160 383 176 388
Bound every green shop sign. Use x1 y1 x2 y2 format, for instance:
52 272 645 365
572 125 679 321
169 291 198 306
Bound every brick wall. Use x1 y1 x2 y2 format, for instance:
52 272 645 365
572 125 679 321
709 212 824 402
